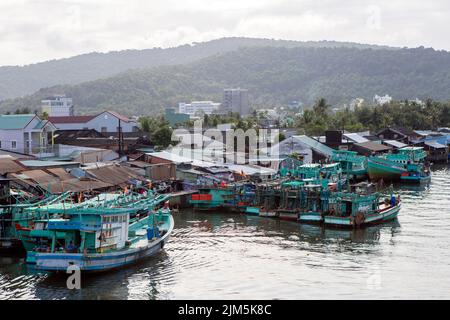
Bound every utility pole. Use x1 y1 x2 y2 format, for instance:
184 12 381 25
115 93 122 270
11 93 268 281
118 118 123 157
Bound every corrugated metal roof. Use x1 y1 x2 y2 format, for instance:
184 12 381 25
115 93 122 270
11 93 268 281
85 165 141 186
0 159 26 175
355 141 392 152
46 168 74 180
383 140 407 148
425 141 447 149
0 114 35 129
292 135 335 157
148 151 216 167
226 164 276 176
20 160 80 168
343 133 369 143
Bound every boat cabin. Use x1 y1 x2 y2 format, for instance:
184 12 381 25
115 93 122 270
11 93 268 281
43 211 130 254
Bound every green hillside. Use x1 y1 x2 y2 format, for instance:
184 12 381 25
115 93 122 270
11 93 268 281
0 37 390 101
1 45 449 116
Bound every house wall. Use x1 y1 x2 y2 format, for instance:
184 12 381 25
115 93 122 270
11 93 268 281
85 112 138 133
0 129 25 153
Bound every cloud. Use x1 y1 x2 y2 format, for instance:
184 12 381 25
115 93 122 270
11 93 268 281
0 0 450 66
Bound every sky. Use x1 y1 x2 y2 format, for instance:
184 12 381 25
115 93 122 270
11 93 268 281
1 0 449 66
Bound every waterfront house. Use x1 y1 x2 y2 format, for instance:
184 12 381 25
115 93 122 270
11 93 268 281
375 127 411 143
423 141 448 162
0 114 57 157
352 141 392 156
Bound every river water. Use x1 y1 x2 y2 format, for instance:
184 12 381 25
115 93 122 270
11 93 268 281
1 165 449 300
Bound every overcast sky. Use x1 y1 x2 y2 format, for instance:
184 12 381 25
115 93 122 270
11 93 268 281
1 0 449 66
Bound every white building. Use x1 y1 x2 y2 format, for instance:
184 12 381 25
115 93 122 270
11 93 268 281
0 114 57 156
49 111 139 133
373 94 393 105
41 95 74 117
179 101 221 117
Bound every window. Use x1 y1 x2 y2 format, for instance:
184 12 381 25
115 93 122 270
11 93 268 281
11 141 17 149
101 127 107 133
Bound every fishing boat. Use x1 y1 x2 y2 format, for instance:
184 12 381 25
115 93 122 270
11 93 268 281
190 183 256 212
1 192 73 253
15 191 170 264
323 185 401 228
31 199 173 272
368 147 428 182
400 162 431 184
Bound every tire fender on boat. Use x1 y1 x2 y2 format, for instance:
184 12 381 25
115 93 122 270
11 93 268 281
355 212 365 226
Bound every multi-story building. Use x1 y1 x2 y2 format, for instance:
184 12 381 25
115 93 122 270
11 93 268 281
223 88 249 115
178 101 221 117
41 95 74 117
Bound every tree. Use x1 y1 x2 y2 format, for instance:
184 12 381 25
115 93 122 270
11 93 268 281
152 126 173 148
313 98 329 118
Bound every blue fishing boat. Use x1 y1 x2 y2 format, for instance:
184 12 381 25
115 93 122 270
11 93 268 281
323 188 401 228
399 163 431 184
33 203 173 272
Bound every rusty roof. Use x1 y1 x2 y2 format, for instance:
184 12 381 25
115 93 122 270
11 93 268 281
85 165 141 186
0 159 27 175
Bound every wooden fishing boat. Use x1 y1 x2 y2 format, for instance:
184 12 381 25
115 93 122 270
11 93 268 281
190 183 256 212
33 203 173 272
16 191 170 264
399 163 431 184
1 192 73 253
323 191 401 228
368 147 428 182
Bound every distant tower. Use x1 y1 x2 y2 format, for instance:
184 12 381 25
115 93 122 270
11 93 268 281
223 88 249 115
41 95 74 116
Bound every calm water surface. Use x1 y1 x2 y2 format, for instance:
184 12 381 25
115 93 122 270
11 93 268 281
1 165 449 300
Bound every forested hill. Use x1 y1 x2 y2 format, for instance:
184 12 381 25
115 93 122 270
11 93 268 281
1 45 449 116
0 37 391 101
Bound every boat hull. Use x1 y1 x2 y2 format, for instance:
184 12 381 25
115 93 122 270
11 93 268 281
400 174 431 184
278 211 298 221
324 203 401 228
298 212 323 224
367 159 406 181
259 211 279 218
